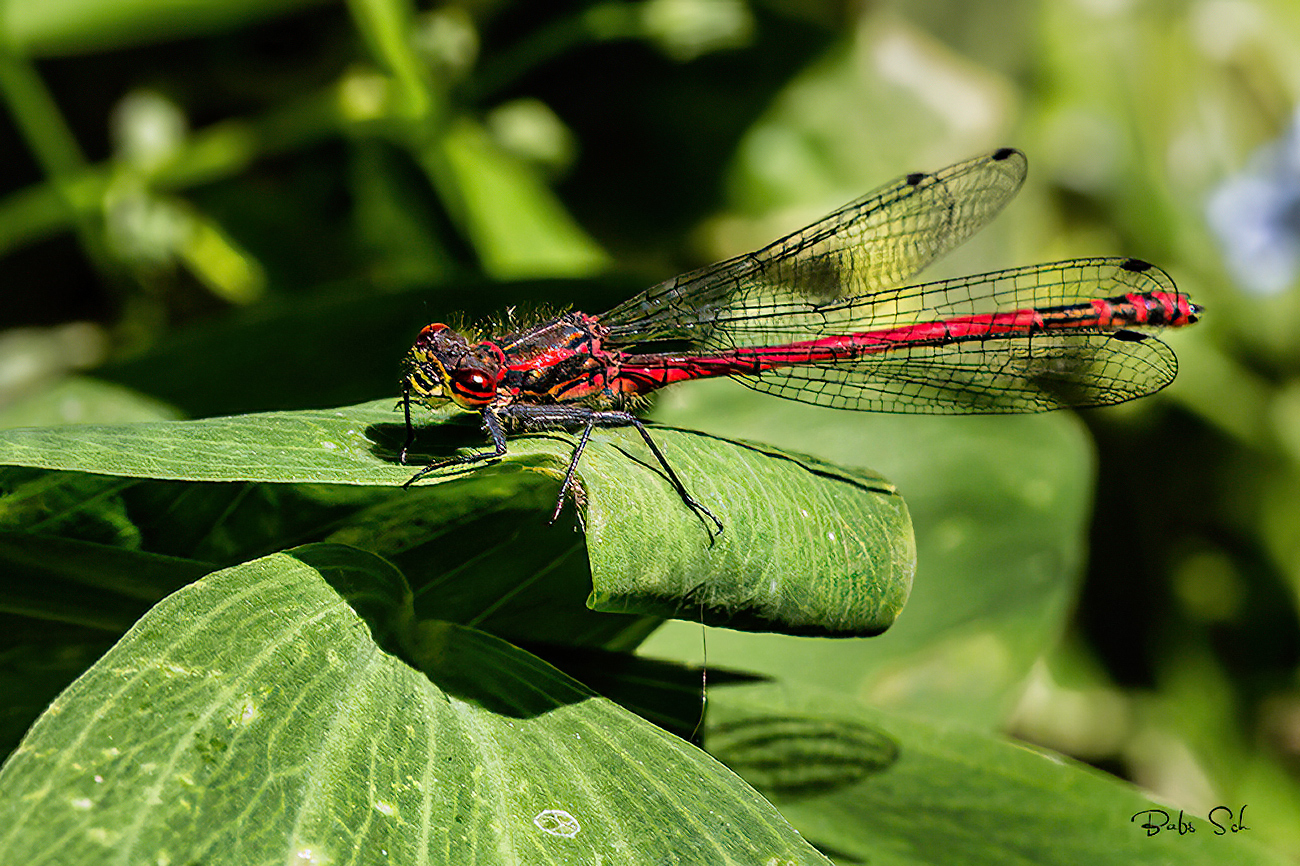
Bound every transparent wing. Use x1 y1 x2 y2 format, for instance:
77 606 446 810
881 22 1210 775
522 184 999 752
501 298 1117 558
719 259 1182 413
728 256 1185 410
733 331 1177 413
601 148 1029 343
599 149 1190 413
694 257 1178 347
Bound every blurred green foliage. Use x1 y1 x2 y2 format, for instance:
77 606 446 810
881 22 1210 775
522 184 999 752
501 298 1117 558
2 0 1300 862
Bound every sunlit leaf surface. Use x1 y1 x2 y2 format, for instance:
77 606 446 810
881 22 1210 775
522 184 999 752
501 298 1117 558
0 400 914 635
0 545 830 865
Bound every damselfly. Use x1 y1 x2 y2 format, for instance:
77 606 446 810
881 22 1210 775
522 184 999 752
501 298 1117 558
399 148 1200 535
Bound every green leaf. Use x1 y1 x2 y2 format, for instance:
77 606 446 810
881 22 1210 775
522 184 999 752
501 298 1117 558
0 399 412 484
0 400 914 636
644 379 1092 722
0 544 830 865
705 683 1289 866
578 434 912 635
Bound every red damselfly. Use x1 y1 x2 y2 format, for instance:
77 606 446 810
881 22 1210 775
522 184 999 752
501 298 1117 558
399 148 1200 536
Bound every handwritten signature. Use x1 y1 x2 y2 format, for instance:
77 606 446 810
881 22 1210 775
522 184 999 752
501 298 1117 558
1131 805 1249 837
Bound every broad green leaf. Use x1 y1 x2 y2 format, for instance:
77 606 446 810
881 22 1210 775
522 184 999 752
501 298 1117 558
0 400 415 484
577 433 912 635
0 544 830 865
704 682 1288 866
0 400 914 636
644 378 1091 723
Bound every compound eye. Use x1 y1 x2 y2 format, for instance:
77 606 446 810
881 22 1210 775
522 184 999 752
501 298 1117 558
448 367 496 404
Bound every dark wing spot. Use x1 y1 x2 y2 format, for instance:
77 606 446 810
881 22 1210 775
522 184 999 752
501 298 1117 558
1121 258 1152 273
774 252 849 304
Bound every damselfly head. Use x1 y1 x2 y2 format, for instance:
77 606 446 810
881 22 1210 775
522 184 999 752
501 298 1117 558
403 323 505 409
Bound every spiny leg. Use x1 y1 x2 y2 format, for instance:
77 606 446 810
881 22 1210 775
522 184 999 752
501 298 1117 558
519 405 723 540
552 418 597 524
625 416 724 539
403 402 723 539
402 407 509 488
399 383 416 464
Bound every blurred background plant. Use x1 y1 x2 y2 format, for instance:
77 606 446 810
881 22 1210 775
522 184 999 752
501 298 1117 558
4 0 1300 859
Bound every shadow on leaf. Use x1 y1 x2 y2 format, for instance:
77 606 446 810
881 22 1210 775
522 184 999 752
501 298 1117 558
708 713 900 799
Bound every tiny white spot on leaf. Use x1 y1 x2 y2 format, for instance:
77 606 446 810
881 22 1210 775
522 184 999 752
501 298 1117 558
236 696 258 725
533 809 580 838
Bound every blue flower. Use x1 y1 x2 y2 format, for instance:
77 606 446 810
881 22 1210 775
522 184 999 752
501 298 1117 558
1207 111 1300 295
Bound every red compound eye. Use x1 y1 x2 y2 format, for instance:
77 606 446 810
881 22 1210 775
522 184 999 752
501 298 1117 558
448 367 496 404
